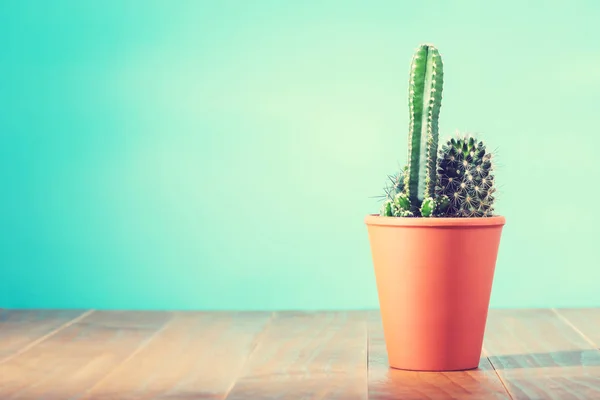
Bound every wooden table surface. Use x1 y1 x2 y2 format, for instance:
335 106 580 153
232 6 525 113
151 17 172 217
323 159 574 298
1 309 599 399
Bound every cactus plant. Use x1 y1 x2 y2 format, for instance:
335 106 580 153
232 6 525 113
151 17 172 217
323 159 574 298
435 135 496 217
404 44 444 213
377 43 497 218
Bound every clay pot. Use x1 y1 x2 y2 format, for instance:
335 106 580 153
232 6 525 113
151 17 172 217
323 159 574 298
365 214 506 371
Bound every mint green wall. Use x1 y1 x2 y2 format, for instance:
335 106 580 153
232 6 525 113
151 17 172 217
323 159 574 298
2 1 599 310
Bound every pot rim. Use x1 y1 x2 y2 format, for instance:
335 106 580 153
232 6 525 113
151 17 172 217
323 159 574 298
364 214 506 227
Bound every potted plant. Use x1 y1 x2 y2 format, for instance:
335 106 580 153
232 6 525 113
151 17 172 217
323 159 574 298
365 43 506 371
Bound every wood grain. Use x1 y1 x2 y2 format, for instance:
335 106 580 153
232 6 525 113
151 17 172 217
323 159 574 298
0 309 89 362
0 310 172 400
2 308 600 399
553 308 600 347
367 310 511 400
484 308 600 399
79 311 272 399
225 311 368 400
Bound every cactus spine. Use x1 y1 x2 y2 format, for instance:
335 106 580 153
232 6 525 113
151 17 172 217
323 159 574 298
404 44 444 212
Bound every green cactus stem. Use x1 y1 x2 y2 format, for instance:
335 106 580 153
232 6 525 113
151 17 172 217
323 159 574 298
404 44 444 211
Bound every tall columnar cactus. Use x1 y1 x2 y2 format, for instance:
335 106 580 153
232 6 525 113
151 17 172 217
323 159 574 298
436 135 496 217
404 44 444 212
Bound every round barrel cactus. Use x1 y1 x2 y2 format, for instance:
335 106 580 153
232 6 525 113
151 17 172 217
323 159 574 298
435 135 496 217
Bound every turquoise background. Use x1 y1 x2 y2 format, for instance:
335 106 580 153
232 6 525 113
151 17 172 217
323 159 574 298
2 1 599 310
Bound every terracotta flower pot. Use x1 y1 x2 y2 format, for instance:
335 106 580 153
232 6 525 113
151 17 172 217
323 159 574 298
365 214 506 371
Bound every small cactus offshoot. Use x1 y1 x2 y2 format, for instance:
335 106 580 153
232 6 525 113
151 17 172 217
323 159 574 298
420 197 436 217
435 135 496 217
382 166 408 201
380 192 414 217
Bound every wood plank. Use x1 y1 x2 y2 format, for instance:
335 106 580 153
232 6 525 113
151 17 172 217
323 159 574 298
484 308 600 399
78 311 272 399
553 308 600 347
226 311 368 400
0 310 172 400
367 310 511 400
0 309 91 362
